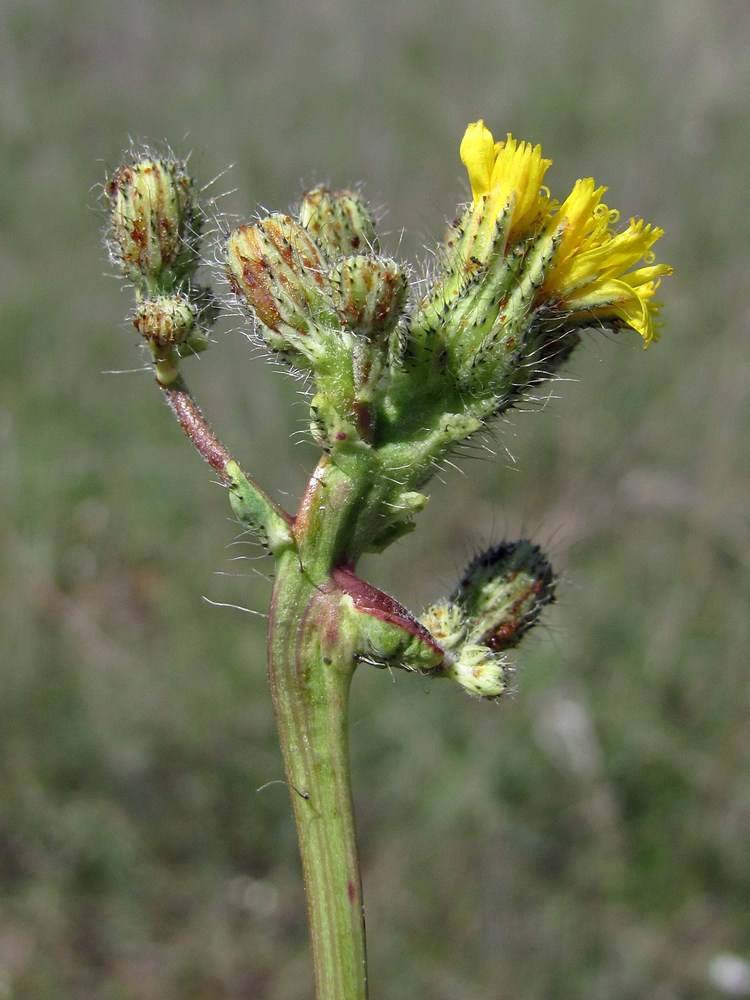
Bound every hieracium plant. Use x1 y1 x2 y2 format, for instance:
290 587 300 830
104 121 671 999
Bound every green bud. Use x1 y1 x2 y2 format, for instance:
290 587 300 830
131 292 214 385
454 540 555 652
416 540 553 699
226 215 332 366
328 255 407 340
408 203 516 359
404 203 583 419
419 600 465 652
299 187 379 258
106 156 201 293
443 644 510 699
133 294 197 348
133 290 216 355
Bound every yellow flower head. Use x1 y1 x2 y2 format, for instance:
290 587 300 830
460 120 553 242
459 121 672 346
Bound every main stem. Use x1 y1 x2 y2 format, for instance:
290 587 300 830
268 454 370 999
160 378 368 996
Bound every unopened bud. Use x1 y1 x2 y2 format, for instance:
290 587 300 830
419 600 465 652
299 187 379 258
106 156 201 292
443 644 510 699
329 255 407 339
133 294 196 347
455 540 555 652
226 216 331 364
132 293 213 357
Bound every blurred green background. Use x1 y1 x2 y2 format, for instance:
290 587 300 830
2 0 749 997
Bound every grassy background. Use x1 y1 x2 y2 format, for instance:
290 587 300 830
2 0 749 997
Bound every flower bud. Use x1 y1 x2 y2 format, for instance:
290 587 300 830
226 215 331 365
133 294 197 347
454 539 555 652
443 644 510 699
328 255 407 340
106 156 201 292
419 600 465 652
299 187 379 258
132 292 213 357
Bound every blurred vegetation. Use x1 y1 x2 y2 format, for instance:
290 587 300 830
2 0 749 997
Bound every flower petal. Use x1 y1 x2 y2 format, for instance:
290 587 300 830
460 121 496 201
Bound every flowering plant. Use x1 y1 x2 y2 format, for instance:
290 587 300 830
104 122 670 999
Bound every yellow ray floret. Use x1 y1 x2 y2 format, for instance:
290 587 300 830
459 121 672 346
460 120 553 242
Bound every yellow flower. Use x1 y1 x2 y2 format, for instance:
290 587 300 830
460 120 552 243
542 178 672 345
459 121 672 346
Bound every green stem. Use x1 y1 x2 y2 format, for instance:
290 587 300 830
159 380 369 995
268 548 367 999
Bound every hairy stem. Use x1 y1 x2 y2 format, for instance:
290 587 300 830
269 548 367 1000
160 375 235 479
159 375 292 533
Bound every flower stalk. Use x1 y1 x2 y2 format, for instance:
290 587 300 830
268 547 367 1000
103 122 671 998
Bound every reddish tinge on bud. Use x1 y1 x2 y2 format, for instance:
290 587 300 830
454 540 555 652
298 187 379 259
106 156 201 292
133 294 197 347
226 215 332 364
328 255 407 340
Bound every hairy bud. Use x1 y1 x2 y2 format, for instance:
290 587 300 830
133 294 196 345
443 644 510 698
299 187 379 258
106 156 201 293
419 600 465 652
226 216 332 365
132 292 213 356
418 539 553 699
329 255 407 340
454 540 555 651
